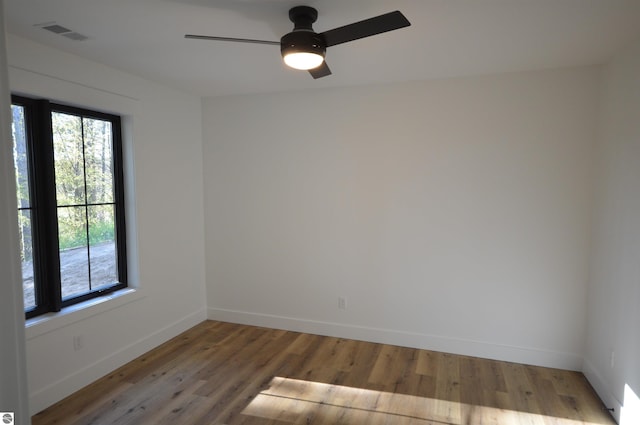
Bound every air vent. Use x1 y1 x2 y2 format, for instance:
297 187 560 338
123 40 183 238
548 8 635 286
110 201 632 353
35 22 88 41
42 24 72 34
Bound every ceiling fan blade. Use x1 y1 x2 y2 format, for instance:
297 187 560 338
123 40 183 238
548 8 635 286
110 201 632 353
320 11 410 47
308 61 332 79
184 34 279 46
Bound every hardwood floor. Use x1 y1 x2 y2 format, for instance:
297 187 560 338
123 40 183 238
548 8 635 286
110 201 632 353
33 321 616 425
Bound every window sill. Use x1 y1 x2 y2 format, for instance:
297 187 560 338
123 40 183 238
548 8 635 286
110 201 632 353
25 288 145 340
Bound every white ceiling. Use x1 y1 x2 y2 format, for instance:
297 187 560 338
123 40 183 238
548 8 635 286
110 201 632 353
5 0 640 97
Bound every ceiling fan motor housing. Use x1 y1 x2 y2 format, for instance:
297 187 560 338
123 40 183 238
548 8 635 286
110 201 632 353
281 6 326 63
281 31 326 57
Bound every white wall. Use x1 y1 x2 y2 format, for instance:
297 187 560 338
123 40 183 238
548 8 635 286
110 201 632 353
0 2 30 422
7 35 207 414
584 38 640 424
203 67 600 370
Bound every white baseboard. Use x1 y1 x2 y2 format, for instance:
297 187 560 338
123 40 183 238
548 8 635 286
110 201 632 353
29 308 207 414
207 307 583 371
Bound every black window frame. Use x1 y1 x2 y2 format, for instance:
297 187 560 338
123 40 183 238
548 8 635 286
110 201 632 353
12 95 127 319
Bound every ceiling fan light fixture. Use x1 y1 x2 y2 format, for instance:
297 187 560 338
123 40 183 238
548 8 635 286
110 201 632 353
186 5 410 79
281 31 326 70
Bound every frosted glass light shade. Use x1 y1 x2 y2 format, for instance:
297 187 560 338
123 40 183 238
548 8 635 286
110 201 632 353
283 52 324 70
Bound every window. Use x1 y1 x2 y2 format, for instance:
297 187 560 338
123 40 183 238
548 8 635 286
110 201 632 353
11 95 127 319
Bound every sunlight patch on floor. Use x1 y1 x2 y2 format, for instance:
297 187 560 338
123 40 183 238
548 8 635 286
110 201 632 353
241 376 606 425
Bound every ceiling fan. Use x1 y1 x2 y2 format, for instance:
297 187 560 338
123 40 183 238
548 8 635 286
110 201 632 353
185 6 411 79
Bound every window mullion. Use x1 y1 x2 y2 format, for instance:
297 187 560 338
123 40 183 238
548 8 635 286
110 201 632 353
33 99 63 312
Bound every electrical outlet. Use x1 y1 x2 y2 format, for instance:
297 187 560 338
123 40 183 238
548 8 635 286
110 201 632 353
73 335 84 351
338 296 347 310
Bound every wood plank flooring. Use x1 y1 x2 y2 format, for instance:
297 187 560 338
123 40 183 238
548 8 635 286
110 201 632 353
32 320 616 425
